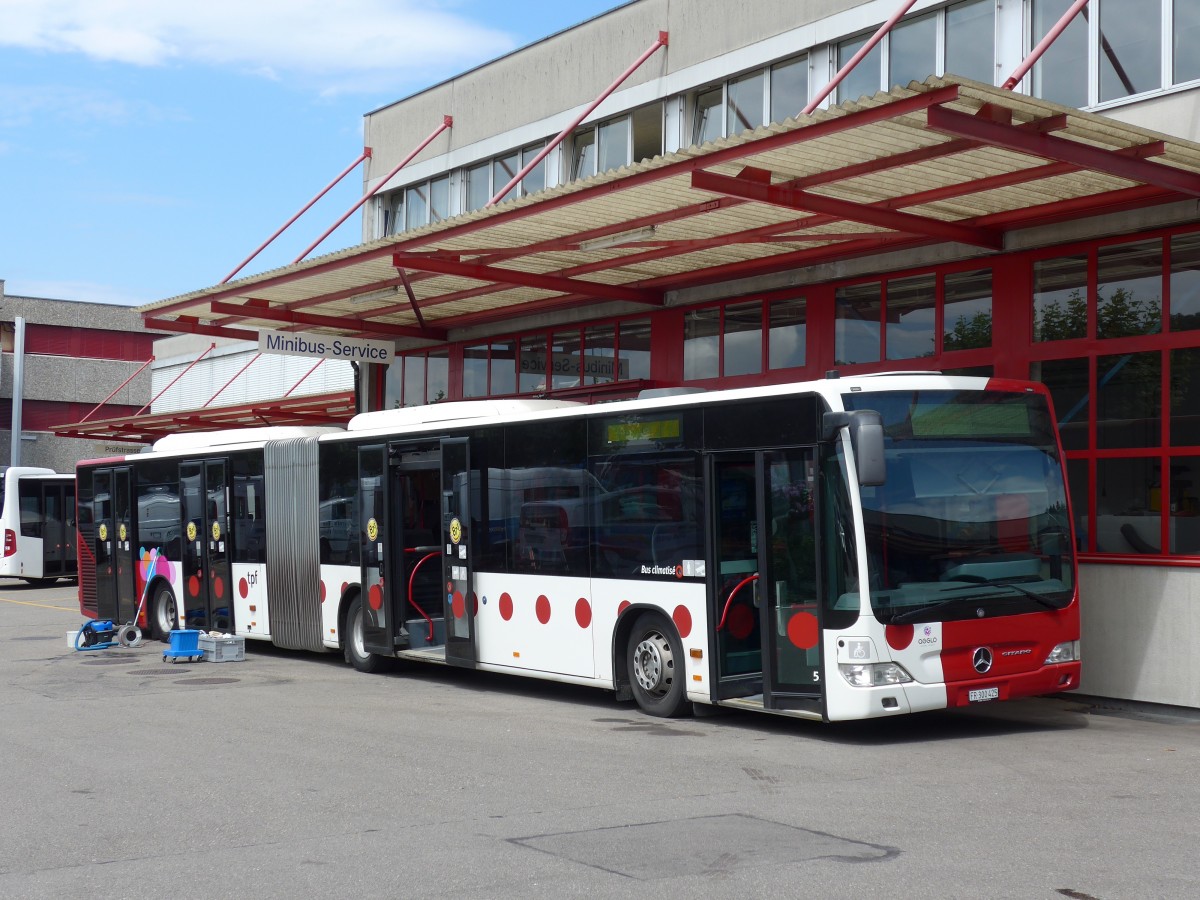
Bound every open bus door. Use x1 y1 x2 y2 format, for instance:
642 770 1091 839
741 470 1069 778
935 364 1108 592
441 437 476 667
91 466 136 622
358 441 446 657
710 448 822 712
357 444 392 657
37 479 75 579
179 459 233 632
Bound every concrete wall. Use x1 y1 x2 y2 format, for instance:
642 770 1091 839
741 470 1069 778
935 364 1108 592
362 0 875 203
1 285 151 471
1078 564 1200 708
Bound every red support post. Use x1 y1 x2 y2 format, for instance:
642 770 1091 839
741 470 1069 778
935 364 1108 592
1002 0 1091 91
802 0 918 116
204 353 262 408
221 148 372 283
294 116 453 264
76 356 155 424
135 343 217 416
282 357 326 398
487 31 669 207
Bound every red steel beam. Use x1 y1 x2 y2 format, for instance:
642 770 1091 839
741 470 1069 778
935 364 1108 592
925 105 1200 197
144 317 259 342
222 148 372 283
208 300 445 340
488 32 668 206
203 353 261 408
392 252 664 305
294 116 453 263
76 356 155 424
802 0 919 115
143 86 961 320
136 343 216 416
691 168 1004 249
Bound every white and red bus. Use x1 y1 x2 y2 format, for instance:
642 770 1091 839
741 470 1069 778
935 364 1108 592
75 373 1080 721
0 466 76 584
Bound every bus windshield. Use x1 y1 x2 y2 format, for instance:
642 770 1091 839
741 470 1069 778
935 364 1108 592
845 389 1074 624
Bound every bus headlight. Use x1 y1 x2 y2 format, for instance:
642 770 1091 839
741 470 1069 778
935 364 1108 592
840 662 913 687
1044 641 1080 665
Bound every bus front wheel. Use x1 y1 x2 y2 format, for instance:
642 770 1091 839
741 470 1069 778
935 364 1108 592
152 584 177 642
626 613 689 718
344 595 387 674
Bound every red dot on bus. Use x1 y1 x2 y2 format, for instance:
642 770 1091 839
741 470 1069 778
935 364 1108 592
452 592 465 619
239 577 249 599
499 592 514 621
213 577 224 600
368 584 383 611
575 597 592 629
727 604 754 640
787 611 819 650
188 575 200 598
673 605 692 639
885 624 914 651
472 592 479 616
536 595 551 624
341 582 349 595
319 581 327 602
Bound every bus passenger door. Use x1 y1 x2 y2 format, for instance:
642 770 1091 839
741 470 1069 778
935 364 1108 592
710 449 821 710
40 481 73 579
441 438 476 667
92 467 136 622
357 444 394 657
760 449 822 709
180 459 233 632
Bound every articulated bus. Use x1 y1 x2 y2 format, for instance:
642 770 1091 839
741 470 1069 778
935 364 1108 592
75 374 1080 721
0 466 76 583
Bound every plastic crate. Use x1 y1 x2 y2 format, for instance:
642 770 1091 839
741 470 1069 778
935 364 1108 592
198 635 245 663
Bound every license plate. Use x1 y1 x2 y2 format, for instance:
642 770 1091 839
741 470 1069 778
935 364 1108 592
969 687 999 702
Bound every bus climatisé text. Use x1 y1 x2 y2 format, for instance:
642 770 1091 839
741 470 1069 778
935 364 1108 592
0 466 76 584
74 374 1080 722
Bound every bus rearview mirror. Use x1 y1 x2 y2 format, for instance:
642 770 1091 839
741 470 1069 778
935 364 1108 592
822 410 886 487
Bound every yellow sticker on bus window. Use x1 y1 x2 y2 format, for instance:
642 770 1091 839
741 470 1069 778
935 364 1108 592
449 517 462 545
186 521 197 542
367 518 378 542
211 521 221 542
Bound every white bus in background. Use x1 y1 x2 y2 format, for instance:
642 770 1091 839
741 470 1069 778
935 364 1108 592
0 466 77 583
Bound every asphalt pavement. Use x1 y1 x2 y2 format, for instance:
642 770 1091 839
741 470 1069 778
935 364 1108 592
2 579 1198 900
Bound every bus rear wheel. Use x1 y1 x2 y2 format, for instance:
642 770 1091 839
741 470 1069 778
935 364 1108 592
152 584 177 642
344 595 388 674
626 613 689 718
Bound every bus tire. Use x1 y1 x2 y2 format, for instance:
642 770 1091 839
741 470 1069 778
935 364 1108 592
626 612 689 718
344 595 387 674
151 583 177 642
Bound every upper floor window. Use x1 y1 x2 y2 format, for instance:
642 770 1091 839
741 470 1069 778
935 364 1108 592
691 57 809 145
572 103 663 181
683 296 809 381
383 175 449 236
1032 0 1193 108
464 141 548 212
836 0 996 102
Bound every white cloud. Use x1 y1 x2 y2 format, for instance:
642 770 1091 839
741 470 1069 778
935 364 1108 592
0 84 185 127
0 0 516 89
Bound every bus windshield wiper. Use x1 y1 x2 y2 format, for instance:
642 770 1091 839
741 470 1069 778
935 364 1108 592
949 574 1059 610
889 578 1058 623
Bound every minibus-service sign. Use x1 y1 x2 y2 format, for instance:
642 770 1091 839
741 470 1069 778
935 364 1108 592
258 330 393 364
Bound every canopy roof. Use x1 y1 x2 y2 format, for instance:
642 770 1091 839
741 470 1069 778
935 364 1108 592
55 75 1200 442
139 75 1200 344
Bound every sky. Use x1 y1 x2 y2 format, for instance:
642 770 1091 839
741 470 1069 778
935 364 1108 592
0 0 625 307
